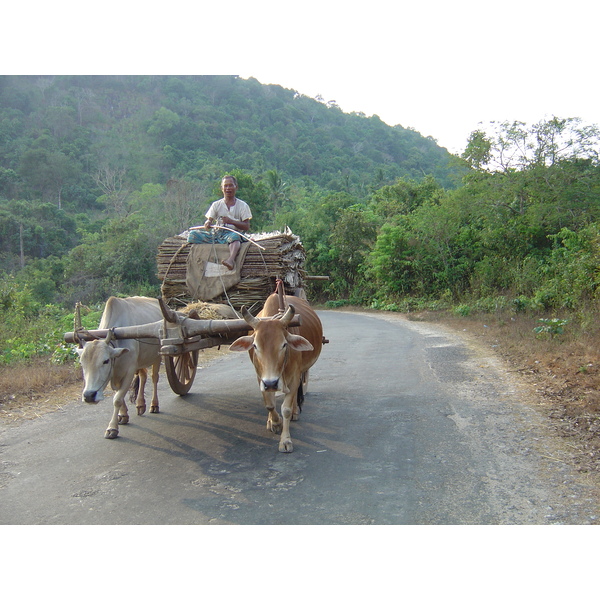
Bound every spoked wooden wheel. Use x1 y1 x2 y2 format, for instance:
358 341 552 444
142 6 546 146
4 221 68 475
165 350 198 395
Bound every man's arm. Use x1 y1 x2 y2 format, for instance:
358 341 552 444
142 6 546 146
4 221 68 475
221 216 250 232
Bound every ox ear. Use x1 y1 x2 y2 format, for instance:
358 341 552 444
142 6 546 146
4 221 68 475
229 335 254 352
285 333 314 352
109 347 129 358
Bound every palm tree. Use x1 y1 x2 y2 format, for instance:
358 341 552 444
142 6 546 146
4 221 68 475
265 169 287 220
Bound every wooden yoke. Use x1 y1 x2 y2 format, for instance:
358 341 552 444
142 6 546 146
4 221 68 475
63 296 301 349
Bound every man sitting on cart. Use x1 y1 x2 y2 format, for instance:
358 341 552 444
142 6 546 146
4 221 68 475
187 175 252 270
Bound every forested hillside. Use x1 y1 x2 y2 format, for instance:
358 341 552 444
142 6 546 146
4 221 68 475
0 75 457 297
0 74 455 211
1 75 600 367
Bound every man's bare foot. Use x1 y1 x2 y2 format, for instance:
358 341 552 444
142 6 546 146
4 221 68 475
222 259 234 271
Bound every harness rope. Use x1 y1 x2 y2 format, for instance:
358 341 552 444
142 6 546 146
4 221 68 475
88 328 117 394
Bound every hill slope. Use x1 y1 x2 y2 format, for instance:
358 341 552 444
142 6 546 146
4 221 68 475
0 74 459 209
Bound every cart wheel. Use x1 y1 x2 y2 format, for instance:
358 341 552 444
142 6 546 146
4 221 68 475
165 350 198 395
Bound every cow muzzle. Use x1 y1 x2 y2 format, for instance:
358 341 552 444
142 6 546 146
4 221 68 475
261 378 280 392
83 390 101 403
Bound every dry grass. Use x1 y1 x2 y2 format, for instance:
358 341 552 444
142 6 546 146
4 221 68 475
0 360 83 422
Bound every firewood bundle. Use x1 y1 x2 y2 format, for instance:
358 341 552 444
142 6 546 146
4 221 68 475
157 228 307 311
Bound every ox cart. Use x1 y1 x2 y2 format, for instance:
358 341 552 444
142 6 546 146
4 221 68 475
64 295 302 396
65 227 327 400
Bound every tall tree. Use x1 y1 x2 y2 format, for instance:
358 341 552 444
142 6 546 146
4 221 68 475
18 149 79 207
164 178 207 232
265 169 287 220
93 165 131 216
461 117 600 173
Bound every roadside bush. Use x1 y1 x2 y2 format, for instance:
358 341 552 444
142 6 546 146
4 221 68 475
325 299 352 308
512 296 530 312
527 227 600 310
0 275 104 365
454 304 471 317
533 318 569 338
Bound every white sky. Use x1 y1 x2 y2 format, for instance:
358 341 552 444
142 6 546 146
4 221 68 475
6 1 598 155
235 0 599 154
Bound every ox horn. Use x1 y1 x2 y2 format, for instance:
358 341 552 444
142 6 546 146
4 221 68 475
73 329 84 348
280 304 295 326
105 328 114 344
241 306 260 330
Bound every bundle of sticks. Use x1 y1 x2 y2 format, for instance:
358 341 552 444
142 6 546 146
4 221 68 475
157 227 307 310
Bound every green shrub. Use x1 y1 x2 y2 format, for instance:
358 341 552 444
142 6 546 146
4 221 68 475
0 275 104 365
533 318 569 338
512 296 530 312
454 304 471 317
325 299 352 308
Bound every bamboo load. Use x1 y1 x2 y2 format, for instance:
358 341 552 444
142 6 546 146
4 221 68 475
157 228 307 311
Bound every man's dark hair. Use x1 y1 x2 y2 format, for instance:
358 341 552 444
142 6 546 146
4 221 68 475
222 175 238 186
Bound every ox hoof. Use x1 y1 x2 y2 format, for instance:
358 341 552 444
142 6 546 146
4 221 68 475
118 415 129 425
137 406 146 416
278 439 294 453
292 413 300 421
104 429 119 439
150 406 159 414
267 420 282 434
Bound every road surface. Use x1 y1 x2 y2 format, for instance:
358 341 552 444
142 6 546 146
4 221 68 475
1 310 598 524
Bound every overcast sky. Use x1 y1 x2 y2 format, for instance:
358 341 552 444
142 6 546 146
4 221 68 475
7 0 599 155
236 0 599 154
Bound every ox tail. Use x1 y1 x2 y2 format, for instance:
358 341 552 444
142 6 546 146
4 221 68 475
297 378 305 411
128 373 140 404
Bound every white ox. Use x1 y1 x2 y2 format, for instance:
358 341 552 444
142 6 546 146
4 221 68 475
76 296 162 439
230 293 324 452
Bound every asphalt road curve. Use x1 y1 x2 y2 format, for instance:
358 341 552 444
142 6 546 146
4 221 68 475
1 310 598 525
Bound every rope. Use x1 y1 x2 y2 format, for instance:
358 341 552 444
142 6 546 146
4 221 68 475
201 225 276 317
205 232 240 318
97 341 116 392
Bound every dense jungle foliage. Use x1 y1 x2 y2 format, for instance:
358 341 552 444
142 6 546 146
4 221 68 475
1 75 599 365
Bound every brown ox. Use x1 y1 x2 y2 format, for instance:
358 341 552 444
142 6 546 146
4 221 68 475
229 293 324 452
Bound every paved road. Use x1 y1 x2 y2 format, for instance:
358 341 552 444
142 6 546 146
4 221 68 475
1 310 598 524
